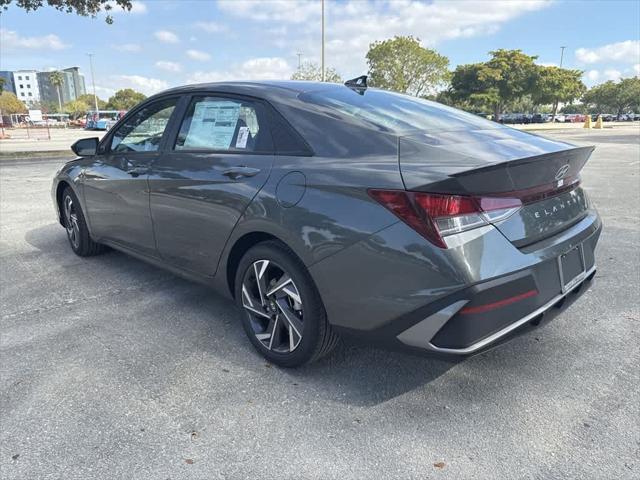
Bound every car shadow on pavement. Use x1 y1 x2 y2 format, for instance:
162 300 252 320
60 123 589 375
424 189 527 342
24 223 458 408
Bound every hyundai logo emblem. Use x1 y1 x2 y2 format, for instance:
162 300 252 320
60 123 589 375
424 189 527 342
555 164 570 181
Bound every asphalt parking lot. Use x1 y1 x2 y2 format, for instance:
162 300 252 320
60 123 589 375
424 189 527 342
1 127 638 479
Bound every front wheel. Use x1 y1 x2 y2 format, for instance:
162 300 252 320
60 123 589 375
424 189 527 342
235 241 339 367
61 187 105 257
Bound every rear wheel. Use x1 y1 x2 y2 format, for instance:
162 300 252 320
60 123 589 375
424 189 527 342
235 241 339 367
61 187 105 257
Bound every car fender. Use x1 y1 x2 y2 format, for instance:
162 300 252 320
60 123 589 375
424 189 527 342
52 160 91 231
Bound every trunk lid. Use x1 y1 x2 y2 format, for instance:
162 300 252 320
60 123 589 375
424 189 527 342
398 127 594 247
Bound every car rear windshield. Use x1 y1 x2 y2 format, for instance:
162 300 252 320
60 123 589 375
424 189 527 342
298 88 502 134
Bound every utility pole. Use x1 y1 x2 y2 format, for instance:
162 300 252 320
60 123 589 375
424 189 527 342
296 52 303 70
86 53 99 115
552 46 567 123
321 0 325 82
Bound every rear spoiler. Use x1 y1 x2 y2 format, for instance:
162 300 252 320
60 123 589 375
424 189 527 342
398 131 595 195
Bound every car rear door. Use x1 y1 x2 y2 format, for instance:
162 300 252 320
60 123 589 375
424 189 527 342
82 96 182 257
147 94 275 276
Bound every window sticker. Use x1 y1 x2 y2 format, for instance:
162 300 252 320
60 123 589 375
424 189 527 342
235 126 250 149
183 101 240 149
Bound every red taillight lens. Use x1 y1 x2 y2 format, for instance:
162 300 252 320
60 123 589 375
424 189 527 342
368 189 444 246
369 189 522 248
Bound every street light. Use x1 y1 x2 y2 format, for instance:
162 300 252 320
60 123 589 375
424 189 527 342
559 46 566 68
86 53 99 115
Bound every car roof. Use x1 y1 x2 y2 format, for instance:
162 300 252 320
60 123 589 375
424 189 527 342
156 80 349 102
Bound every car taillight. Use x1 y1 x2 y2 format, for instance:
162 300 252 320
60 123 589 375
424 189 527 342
369 190 522 248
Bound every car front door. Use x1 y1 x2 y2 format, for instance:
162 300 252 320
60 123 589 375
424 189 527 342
147 94 274 276
82 96 181 257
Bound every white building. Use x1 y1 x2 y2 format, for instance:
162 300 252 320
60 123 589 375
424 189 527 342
12 70 40 104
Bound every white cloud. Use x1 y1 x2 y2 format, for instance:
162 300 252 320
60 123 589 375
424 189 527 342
108 1 147 14
154 30 179 44
585 70 600 82
94 85 116 98
155 60 182 72
0 28 69 50
113 43 142 52
217 0 552 76
633 64 640 76
110 75 169 95
603 69 622 81
186 57 293 83
194 21 227 33
575 40 640 64
186 49 212 61
217 0 320 24
129 1 148 14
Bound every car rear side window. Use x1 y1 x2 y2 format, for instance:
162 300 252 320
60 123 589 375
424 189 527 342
299 88 502 134
174 96 270 152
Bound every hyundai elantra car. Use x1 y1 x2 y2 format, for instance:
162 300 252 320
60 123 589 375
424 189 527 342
52 78 601 367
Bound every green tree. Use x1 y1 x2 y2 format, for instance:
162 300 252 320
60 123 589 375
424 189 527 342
291 63 342 83
532 66 585 121
39 100 60 114
106 88 146 110
366 36 449 96
49 71 65 111
0 91 27 114
451 49 539 119
0 77 5 92
64 99 90 119
561 103 587 114
583 78 640 116
0 0 133 23
77 93 107 110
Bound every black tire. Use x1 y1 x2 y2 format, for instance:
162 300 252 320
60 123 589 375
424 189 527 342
61 187 105 257
234 240 339 367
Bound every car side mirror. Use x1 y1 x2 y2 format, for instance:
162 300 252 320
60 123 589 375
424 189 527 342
71 137 99 157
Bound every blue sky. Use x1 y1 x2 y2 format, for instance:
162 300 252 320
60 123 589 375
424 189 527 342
1 0 638 98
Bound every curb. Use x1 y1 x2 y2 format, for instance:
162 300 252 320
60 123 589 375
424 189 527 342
0 150 74 162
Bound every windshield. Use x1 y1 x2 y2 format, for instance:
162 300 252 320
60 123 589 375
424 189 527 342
298 88 502 134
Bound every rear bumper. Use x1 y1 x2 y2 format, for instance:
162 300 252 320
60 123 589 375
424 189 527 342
311 206 602 357
402 265 596 355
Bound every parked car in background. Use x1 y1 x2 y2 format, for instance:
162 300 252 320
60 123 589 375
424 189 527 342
85 110 126 130
53 79 602 367
564 114 585 123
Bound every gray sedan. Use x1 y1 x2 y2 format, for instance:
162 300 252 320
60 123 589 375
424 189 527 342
52 79 601 367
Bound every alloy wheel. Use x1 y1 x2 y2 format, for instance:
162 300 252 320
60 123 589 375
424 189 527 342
241 259 304 353
63 195 80 249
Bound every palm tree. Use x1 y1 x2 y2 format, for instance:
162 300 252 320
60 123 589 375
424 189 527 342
49 71 64 111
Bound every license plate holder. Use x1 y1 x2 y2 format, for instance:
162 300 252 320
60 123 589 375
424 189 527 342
557 244 586 293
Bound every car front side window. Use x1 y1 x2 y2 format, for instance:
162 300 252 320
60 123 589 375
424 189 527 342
111 98 178 153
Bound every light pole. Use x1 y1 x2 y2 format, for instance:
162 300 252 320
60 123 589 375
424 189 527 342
296 52 303 70
559 46 566 68
86 53 99 115
321 0 325 82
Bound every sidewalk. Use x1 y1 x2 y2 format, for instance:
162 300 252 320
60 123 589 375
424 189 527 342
0 128 105 156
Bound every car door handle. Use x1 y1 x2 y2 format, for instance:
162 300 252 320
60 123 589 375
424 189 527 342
222 166 261 180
